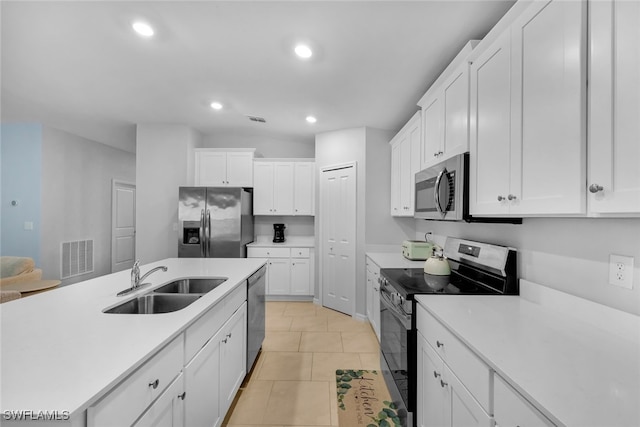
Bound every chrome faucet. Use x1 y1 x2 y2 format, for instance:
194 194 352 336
117 260 168 297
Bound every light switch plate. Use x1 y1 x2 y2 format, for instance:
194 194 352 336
609 254 634 289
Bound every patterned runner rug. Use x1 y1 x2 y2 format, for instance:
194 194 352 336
335 369 402 427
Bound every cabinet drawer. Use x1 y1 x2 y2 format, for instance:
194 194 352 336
494 374 555 427
247 247 291 258
185 301 226 363
224 282 247 319
291 247 310 258
416 304 491 412
88 337 183 427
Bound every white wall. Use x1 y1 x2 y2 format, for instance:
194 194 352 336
415 217 640 316
41 127 135 284
136 125 201 263
203 132 314 158
254 216 314 238
315 127 402 317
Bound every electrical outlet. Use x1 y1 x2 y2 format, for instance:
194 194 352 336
609 254 634 289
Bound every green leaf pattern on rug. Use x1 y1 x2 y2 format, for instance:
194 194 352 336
335 369 401 426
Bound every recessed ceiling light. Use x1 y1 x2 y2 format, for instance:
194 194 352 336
132 21 154 37
294 44 313 59
306 116 317 124
210 102 223 110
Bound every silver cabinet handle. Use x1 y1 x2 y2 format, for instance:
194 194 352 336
178 392 186 400
440 379 448 388
497 195 505 201
149 379 159 389
589 184 604 193
436 340 444 348
222 338 228 343
433 370 441 379
226 333 232 339
507 194 517 201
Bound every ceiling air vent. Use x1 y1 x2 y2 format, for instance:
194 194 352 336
247 115 266 123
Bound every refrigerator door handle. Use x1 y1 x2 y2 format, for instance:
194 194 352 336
200 209 205 258
206 209 211 257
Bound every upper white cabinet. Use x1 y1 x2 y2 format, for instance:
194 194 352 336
418 41 478 170
588 0 640 215
195 149 255 187
470 0 587 216
254 160 315 216
390 111 421 217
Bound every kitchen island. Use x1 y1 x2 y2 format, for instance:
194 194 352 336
0 257 266 426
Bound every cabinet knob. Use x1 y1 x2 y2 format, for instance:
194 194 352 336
497 195 505 202
433 370 441 379
436 340 444 348
507 194 517 201
149 379 159 389
222 338 228 343
589 183 604 194
178 392 186 400
226 333 232 339
440 379 448 388
433 152 438 157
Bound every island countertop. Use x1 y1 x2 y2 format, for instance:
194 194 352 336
0 257 266 420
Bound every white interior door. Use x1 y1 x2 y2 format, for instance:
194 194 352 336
111 180 136 273
320 163 356 316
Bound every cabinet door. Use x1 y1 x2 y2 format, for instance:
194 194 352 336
446 365 492 427
407 114 422 216
290 258 311 295
273 163 294 215
365 268 374 325
510 0 586 215
226 152 254 187
469 31 512 215
588 0 640 214
371 270 380 341
184 331 222 427
196 152 227 186
399 135 413 216
220 303 247 415
267 258 291 295
253 162 275 215
421 93 443 168
390 140 403 216
293 162 315 215
442 62 470 159
416 332 447 427
494 374 555 427
133 374 185 427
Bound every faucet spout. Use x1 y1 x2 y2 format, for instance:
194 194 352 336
118 261 168 297
138 265 169 286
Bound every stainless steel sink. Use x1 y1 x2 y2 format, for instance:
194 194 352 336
104 294 202 314
152 277 228 294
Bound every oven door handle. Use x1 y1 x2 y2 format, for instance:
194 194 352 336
380 290 411 328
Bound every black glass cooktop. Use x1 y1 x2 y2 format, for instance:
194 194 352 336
380 267 502 299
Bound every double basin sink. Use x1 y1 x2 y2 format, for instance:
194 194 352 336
104 278 227 314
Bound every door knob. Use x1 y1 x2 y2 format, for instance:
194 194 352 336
589 184 604 193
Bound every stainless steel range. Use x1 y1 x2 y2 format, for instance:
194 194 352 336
378 237 518 427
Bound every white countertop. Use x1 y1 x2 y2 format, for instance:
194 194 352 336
415 288 640 427
366 252 425 269
0 258 266 419
248 235 315 247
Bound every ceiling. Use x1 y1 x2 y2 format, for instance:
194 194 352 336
1 1 515 153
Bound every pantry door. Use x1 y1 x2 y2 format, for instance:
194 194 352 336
320 163 356 316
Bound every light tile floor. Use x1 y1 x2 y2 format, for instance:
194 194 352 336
222 301 381 427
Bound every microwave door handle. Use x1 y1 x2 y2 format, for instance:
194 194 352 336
434 169 446 218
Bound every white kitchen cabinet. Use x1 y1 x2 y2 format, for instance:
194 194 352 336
470 0 586 216
588 0 640 215
254 160 315 216
417 331 491 427
219 302 247 415
184 330 222 427
248 246 313 296
390 111 421 217
416 304 492 427
195 149 255 187
494 374 555 427
133 373 185 427
365 257 380 341
418 41 478 170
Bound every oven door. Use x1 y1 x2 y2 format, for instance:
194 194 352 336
379 289 412 426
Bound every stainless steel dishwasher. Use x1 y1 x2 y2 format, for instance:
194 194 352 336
246 265 266 373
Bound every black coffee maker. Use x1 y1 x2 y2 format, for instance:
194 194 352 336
273 223 286 243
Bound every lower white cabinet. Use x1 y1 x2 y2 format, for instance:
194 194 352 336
184 329 222 427
219 302 247 415
416 331 491 427
365 257 381 341
248 246 313 296
134 373 185 427
494 374 555 427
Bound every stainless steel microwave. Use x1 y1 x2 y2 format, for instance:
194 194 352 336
414 153 468 221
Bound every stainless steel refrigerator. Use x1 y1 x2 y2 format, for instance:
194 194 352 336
178 187 254 258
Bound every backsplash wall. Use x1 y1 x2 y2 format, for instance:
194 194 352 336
415 217 640 316
254 216 315 238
